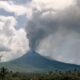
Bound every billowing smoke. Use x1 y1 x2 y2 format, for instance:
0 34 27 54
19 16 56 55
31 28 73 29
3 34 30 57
25 0 80 64
26 10 59 50
26 0 74 49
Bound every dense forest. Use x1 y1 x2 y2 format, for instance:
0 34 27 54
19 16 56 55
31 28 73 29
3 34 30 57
0 67 80 80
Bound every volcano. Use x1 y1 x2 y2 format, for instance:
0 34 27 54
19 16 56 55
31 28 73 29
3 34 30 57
0 51 80 72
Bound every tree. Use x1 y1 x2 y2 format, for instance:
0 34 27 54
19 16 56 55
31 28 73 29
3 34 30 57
0 67 8 80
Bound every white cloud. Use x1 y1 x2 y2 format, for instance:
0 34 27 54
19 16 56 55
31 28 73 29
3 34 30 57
31 0 75 11
0 16 29 62
0 1 27 16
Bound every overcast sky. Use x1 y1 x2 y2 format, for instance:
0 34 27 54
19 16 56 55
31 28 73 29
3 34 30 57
0 0 80 65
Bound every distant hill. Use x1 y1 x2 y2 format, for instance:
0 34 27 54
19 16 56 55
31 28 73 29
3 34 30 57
0 51 80 72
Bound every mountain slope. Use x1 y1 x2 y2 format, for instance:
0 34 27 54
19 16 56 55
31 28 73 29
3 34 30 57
0 51 80 72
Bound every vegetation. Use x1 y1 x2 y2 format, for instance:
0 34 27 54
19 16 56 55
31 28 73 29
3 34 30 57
0 67 80 80
0 67 8 80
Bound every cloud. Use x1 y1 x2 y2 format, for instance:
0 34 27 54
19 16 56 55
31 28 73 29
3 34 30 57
12 0 31 5
0 16 29 62
31 0 74 11
26 0 80 64
0 44 10 52
0 1 27 16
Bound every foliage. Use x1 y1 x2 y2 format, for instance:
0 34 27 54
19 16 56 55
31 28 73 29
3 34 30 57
0 67 80 80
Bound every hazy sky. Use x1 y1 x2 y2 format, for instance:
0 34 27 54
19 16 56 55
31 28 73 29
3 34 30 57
0 0 80 65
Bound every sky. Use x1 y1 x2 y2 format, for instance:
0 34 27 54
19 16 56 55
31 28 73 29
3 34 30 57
0 0 80 65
